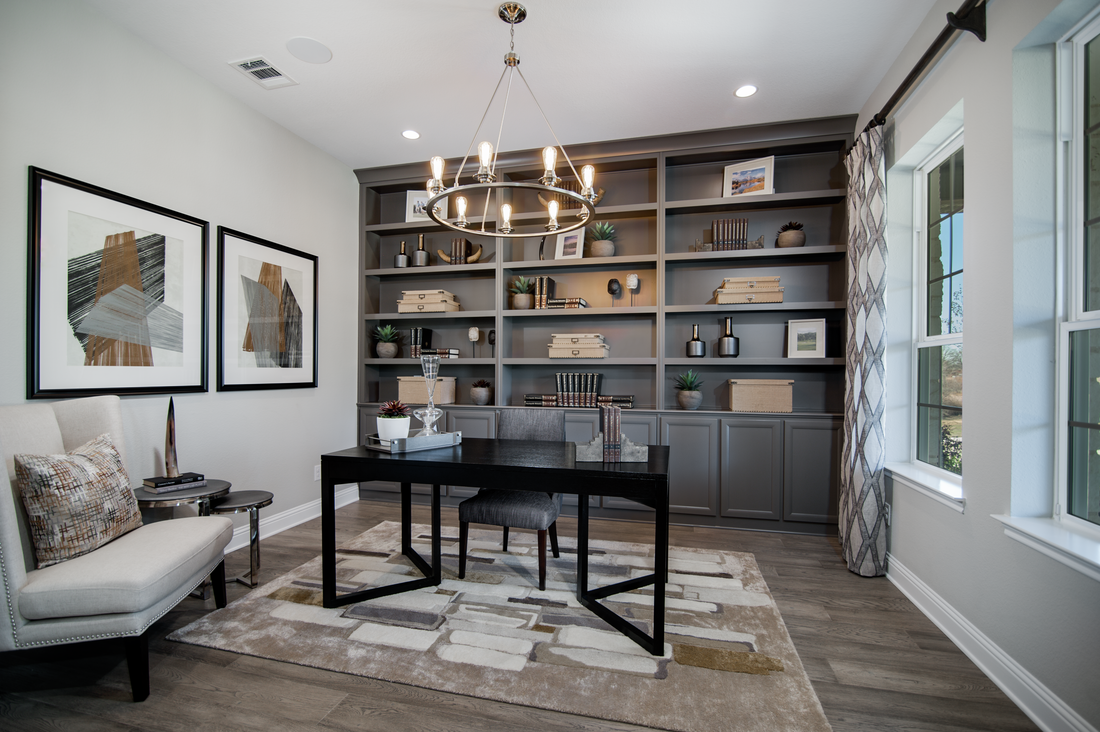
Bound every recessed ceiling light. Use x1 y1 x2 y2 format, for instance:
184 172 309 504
735 85 758 98
402 130 421 140
286 37 332 64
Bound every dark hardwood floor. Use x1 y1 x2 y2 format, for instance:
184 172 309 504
0 499 1040 732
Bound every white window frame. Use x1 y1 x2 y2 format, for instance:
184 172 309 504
909 131 965 495
1055 13 1100 540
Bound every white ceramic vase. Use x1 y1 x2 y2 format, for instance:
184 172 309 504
377 416 410 441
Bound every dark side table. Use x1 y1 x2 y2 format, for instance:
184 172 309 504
210 490 274 588
132 479 231 515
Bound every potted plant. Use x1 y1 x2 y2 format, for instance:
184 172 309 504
373 324 401 358
587 221 617 258
675 369 703 410
510 276 535 310
470 379 493 406
377 399 411 441
776 221 806 248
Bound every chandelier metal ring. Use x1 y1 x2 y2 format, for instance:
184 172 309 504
426 182 593 239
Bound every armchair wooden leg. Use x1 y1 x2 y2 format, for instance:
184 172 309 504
548 521 560 558
124 630 150 702
211 560 227 609
459 521 469 579
502 526 509 552
537 529 547 591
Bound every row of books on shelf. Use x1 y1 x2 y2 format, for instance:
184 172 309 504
523 394 635 408
141 472 206 494
710 218 761 251
532 276 588 309
600 405 623 462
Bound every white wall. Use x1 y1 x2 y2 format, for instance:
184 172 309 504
864 0 1100 729
0 1 360 532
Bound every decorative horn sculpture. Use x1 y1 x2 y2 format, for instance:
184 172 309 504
437 244 483 264
165 397 179 478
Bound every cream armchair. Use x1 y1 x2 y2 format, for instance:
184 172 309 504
0 395 233 701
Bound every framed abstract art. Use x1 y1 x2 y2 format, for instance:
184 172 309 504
216 227 318 391
27 167 208 398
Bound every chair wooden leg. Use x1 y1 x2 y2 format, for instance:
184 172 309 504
124 630 150 702
211 560 227 608
502 526 509 552
548 521 560 558
459 520 469 579
537 529 547 591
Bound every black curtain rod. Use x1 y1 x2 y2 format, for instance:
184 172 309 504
861 0 987 137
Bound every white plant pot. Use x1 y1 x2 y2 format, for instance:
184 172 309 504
377 416 411 441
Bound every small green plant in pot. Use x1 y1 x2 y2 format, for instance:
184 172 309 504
588 221 617 258
373 324 401 359
377 399 412 442
510 276 535 310
776 221 806 248
470 378 493 406
675 369 703 410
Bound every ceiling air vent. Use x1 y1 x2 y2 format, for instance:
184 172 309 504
229 56 297 90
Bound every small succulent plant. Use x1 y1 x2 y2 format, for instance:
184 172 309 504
675 369 703 392
373 324 400 343
472 379 491 388
509 276 535 295
777 221 804 234
378 400 411 418
588 221 617 242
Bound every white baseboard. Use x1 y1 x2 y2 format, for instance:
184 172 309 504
225 484 360 555
886 553 1098 732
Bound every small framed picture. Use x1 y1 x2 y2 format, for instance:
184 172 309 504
787 318 826 358
555 228 585 259
723 156 774 198
405 191 448 222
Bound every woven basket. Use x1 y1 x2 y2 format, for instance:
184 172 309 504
728 379 793 413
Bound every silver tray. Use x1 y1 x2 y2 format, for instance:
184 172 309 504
364 431 462 453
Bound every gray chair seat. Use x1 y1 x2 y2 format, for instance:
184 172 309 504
458 489 562 532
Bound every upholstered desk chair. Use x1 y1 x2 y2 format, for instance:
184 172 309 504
0 395 233 701
457 408 565 591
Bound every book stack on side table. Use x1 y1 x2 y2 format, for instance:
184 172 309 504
398 289 460 313
715 276 784 304
142 472 206 494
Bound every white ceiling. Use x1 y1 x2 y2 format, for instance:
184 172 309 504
86 0 936 171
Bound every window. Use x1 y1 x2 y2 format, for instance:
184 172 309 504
915 140 964 476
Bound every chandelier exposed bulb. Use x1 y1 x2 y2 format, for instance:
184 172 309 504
428 155 446 196
499 203 514 234
540 146 560 187
455 196 469 228
581 164 596 201
545 199 559 231
476 141 496 183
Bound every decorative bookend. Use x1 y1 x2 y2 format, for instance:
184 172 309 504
575 406 649 463
165 397 179 478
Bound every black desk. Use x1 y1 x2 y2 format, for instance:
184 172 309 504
320 438 671 655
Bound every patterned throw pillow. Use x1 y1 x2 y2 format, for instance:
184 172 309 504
15 433 142 569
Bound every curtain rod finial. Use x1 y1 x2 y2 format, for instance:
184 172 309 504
946 2 986 43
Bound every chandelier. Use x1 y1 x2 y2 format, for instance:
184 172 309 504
424 3 597 239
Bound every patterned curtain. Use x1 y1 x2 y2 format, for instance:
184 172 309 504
839 126 888 577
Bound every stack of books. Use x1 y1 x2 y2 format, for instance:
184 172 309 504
534 276 555 308
600 406 622 462
398 289 460 313
142 472 206 494
524 393 561 407
715 276 784 304
548 333 609 359
546 297 588 309
522 393 635 409
448 238 471 265
420 347 460 359
409 327 432 357
711 218 750 250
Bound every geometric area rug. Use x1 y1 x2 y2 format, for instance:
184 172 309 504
169 521 831 732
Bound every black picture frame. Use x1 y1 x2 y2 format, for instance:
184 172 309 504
217 226 318 391
27 167 208 399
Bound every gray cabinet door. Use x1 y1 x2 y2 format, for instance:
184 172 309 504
446 408 497 498
604 413 659 511
659 415 719 516
720 418 782 520
783 417 842 523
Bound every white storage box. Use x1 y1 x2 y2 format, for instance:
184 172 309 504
551 333 605 345
548 343 610 359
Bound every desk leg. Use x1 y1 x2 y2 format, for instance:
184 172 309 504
432 484 441 584
577 493 589 598
653 485 669 650
401 482 412 552
321 476 337 608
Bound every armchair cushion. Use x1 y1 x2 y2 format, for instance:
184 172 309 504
18 515 233 620
14 434 141 568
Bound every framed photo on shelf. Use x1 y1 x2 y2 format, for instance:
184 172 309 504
405 190 448 222
723 156 774 198
555 228 585 259
787 318 826 358
217 227 318 391
27 167 208 398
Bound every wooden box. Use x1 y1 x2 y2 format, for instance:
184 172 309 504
548 343 610 359
716 288 784 304
728 379 794 413
401 289 459 303
720 276 781 291
398 301 461 313
397 376 456 405
551 333 605 345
